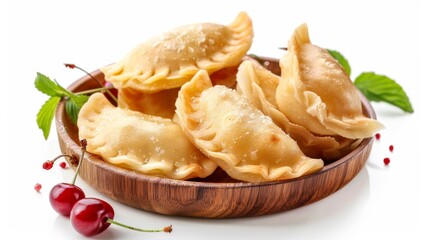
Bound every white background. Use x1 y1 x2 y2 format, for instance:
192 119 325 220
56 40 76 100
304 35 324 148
1 0 427 239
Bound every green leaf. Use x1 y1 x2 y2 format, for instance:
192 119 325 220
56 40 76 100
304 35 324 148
35 72 71 97
354 72 414 113
66 94 89 125
36 96 61 140
327 49 351 76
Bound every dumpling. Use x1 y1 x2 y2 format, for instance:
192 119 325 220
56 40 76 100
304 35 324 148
118 87 179 119
236 59 356 160
175 70 324 182
101 11 253 93
276 24 383 139
77 93 217 180
116 64 239 119
236 59 278 107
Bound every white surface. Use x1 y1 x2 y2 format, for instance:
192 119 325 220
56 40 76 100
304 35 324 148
1 0 426 239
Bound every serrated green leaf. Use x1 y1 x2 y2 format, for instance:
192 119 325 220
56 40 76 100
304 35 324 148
327 49 351 76
354 72 414 113
36 96 61 140
54 79 73 97
35 72 71 97
66 94 89 124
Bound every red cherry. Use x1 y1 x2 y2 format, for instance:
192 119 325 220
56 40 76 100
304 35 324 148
48 140 87 217
389 145 394 152
49 183 85 216
70 198 114 236
70 198 172 236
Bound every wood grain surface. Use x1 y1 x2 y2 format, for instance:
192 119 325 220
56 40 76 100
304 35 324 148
55 57 375 218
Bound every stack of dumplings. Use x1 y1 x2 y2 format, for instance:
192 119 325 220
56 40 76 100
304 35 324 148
77 12 383 183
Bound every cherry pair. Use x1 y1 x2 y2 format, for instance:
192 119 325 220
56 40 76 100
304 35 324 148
50 183 112 236
47 140 172 236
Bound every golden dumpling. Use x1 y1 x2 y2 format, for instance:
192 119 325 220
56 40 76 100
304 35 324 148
175 70 324 182
276 24 384 139
236 59 356 160
77 93 217 180
101 12 253 93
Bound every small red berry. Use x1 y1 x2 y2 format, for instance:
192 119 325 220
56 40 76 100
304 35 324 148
59 161 67 169
383 157 390 165
375 133 381 140
34 183 42 192
389 145 394 152
43 160 54 170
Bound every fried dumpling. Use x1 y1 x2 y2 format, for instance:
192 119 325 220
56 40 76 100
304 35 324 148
276 24 383 139
77 93 217 180
236 59 278 107
101 11 253 93
236 60 356 160
175 70 324 182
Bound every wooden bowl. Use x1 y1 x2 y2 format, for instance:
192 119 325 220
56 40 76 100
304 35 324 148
55 57 375 218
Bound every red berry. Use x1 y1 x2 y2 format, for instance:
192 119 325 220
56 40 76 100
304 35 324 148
70 197 171 236
71 198 114 236
383 157 390 165
59 161 67 169
43 160 54 170
49 183 85 216
389 145 394 152
375 133 381 140
34 183 42 192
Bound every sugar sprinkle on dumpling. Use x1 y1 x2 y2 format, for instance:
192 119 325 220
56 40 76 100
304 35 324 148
77 93 217 180
101 11 253 93
276 24 384 139
175 70 324 182
236 59 357 160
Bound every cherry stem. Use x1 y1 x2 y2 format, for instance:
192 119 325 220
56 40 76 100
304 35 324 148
67 64 118 103
51 154 75 162
75 86 114 95
71 140 87 185
105 218 172 233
